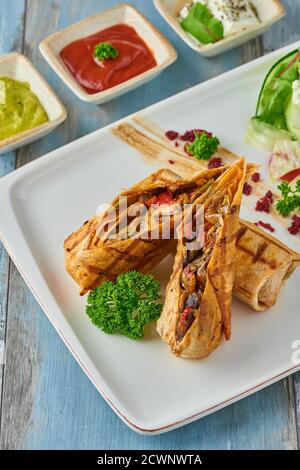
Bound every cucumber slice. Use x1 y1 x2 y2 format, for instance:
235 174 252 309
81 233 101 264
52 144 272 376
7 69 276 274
256 49 300 117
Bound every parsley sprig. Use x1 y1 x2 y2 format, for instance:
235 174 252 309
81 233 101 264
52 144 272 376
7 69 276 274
94 42 119 62
276 180 300 216
187 131 220 160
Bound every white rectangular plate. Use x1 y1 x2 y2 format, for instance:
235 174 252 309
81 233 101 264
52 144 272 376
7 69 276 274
0 41 300 435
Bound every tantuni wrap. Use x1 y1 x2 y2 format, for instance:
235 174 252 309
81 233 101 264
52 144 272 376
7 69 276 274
234 220 300 311
157 159 254 359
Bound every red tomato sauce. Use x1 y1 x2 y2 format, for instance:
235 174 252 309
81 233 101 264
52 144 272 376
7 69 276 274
59 24 157 94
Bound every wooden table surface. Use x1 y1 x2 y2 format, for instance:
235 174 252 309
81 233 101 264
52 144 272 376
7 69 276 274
0 0 299 450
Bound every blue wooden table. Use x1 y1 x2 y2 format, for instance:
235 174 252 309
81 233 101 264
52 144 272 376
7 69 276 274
0 0 299 450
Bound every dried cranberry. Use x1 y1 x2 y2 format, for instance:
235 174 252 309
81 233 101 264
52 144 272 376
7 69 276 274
288 215 300 235
208 157 223 169
180 129 212 142
292 215 300 228
257 221 275 233
251 172 260 183
165 130 179 141
243 183 252 196
168 159 175 165
174 141 179 147
288 225 299 235
265 191 274 202
256 191 274 213
180 130 196 142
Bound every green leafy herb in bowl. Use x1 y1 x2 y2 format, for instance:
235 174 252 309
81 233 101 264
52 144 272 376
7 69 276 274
86 271 162 340
94 42 119 62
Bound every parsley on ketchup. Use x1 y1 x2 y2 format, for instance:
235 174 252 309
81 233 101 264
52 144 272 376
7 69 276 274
60 24 157 94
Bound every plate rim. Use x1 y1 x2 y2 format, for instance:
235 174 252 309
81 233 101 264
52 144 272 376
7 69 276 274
1 39 300 434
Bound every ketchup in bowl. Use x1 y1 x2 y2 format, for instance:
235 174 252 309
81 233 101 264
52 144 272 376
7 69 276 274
59 24 157 94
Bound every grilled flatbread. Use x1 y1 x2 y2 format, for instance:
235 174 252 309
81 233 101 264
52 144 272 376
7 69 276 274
234 220 300 311
157 159 254 359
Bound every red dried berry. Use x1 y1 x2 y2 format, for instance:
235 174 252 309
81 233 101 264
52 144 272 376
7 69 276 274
265 191 274 202
180 129 212 142
251 172 260 183
288 215 300 235
165 130 179 141
257 221 275 233
168 159 175 165
256 191 274 213
243 183 252 196
288 225 299 235
180 130 196 142
208 157 223 169
292 215 300 228
174 141 179 147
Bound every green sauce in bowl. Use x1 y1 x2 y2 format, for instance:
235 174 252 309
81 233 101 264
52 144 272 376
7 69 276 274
0 77 49 141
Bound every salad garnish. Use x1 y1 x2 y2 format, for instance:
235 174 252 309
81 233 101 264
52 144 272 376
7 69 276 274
245 49 300 151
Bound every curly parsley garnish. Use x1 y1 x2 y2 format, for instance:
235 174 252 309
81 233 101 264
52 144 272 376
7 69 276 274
187 131 220 160
86 271 162 340
276 180 300 216
94 42 119 62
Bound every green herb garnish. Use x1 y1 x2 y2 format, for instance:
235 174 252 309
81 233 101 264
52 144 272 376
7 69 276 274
276 179 300 216
86 271 162 340
94 42 119 62
188 131 220 160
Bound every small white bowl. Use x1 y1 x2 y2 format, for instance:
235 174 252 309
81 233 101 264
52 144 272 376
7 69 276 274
0 53 67 155
154 0 285 58
39 3 177 104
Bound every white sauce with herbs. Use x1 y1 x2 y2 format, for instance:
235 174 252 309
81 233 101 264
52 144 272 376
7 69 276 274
180 0 260 37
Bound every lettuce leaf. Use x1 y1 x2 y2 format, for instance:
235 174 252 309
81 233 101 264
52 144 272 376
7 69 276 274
256 50 300 130
244 118 291 151
181 3 224 45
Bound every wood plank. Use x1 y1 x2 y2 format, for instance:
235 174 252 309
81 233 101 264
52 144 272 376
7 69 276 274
0 0 299 450
263 0 300 448
0 0 26 434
